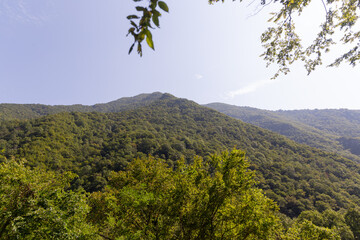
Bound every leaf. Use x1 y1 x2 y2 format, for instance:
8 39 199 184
127 15 139 20
137 43 143 57
145 29 155 50
153 9 161 17
149 0 158 11
126 27 135 36
129 43 135 55
136 6 145 11
158 1 169 12
138 31 145 41
130 20 138 29
146 35 155 50
152 14 160 27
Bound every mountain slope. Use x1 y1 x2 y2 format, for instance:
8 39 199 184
0 92 166 121
276 109 360 138
1 97 360 218
206 103 360 162
5 92 360 162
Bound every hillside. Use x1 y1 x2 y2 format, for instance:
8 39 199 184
276 109 360 138
0 92 166 121
206 103 360 162
5 93 360 162
1 96 360 218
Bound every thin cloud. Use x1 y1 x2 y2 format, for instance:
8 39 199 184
18 0 44 23
226 80 275 98
0 0 49 24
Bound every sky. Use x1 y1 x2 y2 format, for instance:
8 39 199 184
1 0 360 110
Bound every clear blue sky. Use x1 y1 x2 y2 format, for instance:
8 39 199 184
1 0 360 110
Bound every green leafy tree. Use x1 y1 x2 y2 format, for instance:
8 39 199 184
129 0 360 78
89 149 283 239
297 209 355 239
345 209 360 239
286 220 341 239
0 159 97 239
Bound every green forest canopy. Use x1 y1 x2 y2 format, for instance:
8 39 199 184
206 103 360 162
2 94 360 238
2 150 359 239
1 96 360 219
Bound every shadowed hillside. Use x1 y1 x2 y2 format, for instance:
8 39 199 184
206 103 360 162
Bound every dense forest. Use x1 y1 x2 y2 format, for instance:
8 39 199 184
0 92 165 121
206 103 360 162
1 93 360 239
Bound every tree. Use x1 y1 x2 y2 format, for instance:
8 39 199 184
0 158 98 239
285 220 341 240
345 208 360 239
297 209 354 239
128 0 360 78
89 149 283 239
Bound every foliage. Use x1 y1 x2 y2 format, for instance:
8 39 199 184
1 96 360 219
129 0 360 78
0 92 165 121
0 158 97 239
1 151 356 239
297 209 354 239
89 150 282 239
285 220 341 239
206 102 360 162
345 208 360 239
275 109 360 138
126 0 169 56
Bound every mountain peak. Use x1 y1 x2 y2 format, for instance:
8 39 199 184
92 92 175 112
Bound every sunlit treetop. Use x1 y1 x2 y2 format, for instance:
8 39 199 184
128 0 360 79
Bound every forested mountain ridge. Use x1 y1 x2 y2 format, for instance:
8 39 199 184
1 96 360 219
276 109 360 138
206 103 360 162
4 92 360 164
0 92 167 121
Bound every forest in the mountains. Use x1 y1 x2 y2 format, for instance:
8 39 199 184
206 103 360 163
1 93 360 239
0 92 167 121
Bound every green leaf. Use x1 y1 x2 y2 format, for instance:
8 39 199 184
152 14 160 27
137 43 143 57
138 31 145 41
127 27 135 36
145 29 155 50
127 15 139 20
150 0 158 10
130 20 138 29
129 43 135 55
136 6 145 11
158 1 169 12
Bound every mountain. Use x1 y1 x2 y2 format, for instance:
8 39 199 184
0 92 167 121
1 95 360 218
3 93 360 161
275 109 360 138
205 103 360 162
92 91 168 112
